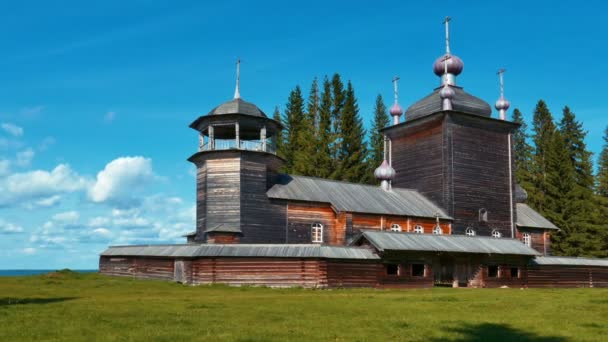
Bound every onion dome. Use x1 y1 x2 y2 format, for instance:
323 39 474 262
390 103 404 117
439 85 455 100
495 96 510 111
433 54 464 77
514 184 528 203
374 160 396 181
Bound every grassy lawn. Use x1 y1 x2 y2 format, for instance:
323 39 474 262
1 270 607 341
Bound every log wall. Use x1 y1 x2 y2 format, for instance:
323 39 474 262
527 265 608 288
99 257 174 281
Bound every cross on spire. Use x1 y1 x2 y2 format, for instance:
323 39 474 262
443 16 451 56
497 68 506 97
392 76 400 104
234 58 241 99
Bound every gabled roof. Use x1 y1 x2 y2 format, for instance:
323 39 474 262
531 256 608 267
266 175 451 219
101 244 379 260
516 203 559 230
405 86 492 121
353 231 539 256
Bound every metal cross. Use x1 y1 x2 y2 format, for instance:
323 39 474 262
392 76 400 104
443 16 451 55
497 68 506 97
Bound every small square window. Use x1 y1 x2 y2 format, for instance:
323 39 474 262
488 265 499 278
386 264 399 276
412 264 425 277
510 267 519 278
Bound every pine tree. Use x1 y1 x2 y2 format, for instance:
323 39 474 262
529 100 557 214
330 74 345 168
597 127 608 197
272 106 285 159
369 94 390 178
559 107 595 191
511 108 534 190
282 86 305 173
315 77 334 179
292 79 319 176
336 81 368 182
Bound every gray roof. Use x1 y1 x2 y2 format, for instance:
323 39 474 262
267 175 451 219
516 203 559 230
514 184 528 203
205 224 242 234
101 244 379 260
531 256 608 267
405 86 492 121
355 230 539 256
181 231 196 237
207 98 267 118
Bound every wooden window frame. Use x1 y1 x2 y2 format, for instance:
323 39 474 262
311 223 323 243
465 227 476 236
390 223 401 232
522 233 531 247
414 225 424 234
492 230 502 238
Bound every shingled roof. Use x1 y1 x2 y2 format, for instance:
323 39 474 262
267 175 451 219
206 98 267 117
101 244 379 260
354 230 539 256
516 203 559 230
405 86 492 121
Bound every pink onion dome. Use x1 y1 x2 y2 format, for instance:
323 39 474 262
390 103 404 116
495 96 510 111
433 54 464 76
374 160 396 181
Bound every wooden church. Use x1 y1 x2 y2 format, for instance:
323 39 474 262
100 19 608 288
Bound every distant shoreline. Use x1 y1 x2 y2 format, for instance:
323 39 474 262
0 270 98 276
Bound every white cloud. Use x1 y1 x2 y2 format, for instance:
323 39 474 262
88 216 110 227
21 247 36 255
104 111 116 123
52 211 80 223
88 156 155 203
0 159 10 176
16 148 35 167
0 219 24 234
34 195 61 207
1 122 23 137
0 164 89 206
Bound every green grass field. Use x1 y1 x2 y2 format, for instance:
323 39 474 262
1 270 607 341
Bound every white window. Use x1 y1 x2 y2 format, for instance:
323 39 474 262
311 223 323 243
492 230 502 238
432 226 443 235
414 225 424 234
522 233 531 247
390 223 401 232
465 227 476 236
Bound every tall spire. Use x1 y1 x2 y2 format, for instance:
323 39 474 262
390 76 404 125
444 16 451 56
495 68 510 120
433 16 463 86
234 58 241 99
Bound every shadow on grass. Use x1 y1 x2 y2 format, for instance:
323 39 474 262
0 297 78 306
432 323 567 342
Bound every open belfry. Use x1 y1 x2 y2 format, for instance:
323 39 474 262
100 18 608 288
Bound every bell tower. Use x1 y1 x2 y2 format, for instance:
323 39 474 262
188 60 285 243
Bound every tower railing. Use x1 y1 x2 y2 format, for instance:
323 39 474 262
200 139 276 154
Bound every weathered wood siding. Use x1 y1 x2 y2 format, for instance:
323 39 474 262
191 258 325 287
527 265 608 288
99 257 174 281
516 228 551 256
239 153 287 243
286 202 335 244
391 120 445 209
389 113 516 239
378 264 434 288
325 261 381 288
447 115 514 238
203 157 241 235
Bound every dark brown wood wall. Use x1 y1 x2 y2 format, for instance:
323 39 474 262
203 157 242 235
325 261 382 288
99 257 174 281
286 202 336 244
448 118 513 237
527 265 608 288
391 121 446 209
516 228 551 256
239 153 287 243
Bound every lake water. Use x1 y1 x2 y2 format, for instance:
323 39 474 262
0 270 98 276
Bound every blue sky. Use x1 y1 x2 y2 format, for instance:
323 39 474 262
0 1 606 269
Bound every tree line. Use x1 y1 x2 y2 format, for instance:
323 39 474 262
273 73 389 184
513 101 608 257
274 75 607 258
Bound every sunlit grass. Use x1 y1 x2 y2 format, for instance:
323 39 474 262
0 270 606 341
